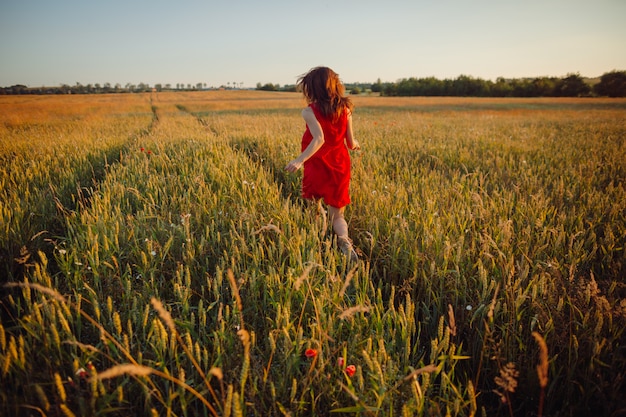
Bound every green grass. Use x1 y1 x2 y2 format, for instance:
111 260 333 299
1 92 625 416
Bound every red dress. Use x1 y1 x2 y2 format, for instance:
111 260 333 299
301 103 351 208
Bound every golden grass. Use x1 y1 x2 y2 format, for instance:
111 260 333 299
0 93 151 127
1 91 624 416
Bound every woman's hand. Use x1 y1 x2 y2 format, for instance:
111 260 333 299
285 159 303 173
349 139 361 151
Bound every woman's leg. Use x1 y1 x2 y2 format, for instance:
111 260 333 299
328 205 357 261
327 205 348 237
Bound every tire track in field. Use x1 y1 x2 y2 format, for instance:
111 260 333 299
176 104 300 202
1 98 162 387
175 104 221 137
63 99 160 205
5 100 160 284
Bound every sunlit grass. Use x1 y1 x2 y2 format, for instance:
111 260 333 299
1 91 625 416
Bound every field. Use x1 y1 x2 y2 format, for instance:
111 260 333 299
1 91 625 416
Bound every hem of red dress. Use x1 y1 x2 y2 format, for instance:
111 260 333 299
302 193 350 208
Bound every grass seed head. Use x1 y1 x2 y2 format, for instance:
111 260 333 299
532 331 549 388
96 364 153 380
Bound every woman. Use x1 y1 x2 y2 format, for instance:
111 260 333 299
285 66 361 261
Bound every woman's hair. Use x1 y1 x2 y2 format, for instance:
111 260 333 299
297 66 353 120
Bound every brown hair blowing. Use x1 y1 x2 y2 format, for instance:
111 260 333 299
297 66 354 121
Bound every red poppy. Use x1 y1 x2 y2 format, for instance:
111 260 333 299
140 147 145 152
337 357 345 367
345 365 356 377
305 348 318 358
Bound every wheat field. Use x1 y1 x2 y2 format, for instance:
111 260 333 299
1 91 625 416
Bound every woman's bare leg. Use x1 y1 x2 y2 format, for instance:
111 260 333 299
327 205 348 237
328 205 357 261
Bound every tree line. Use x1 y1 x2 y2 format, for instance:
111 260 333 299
370 71 626 97
0 82 225 95
3 71 625 97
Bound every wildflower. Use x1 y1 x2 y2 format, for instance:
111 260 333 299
140 147 145 152
305 348 317 358
345 365 356 377
337 357 345 367
466 305 473 311
76 367 89 379
150 251 157 256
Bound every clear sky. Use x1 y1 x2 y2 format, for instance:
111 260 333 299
1 0 625 88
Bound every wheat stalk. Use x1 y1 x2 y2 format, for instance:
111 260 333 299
339 264 358 298
96 363 219 416
150 297 222 410
532 331 549 417
227 269 245 330
338 305 370 320
96 364 153 380
447 304 457 337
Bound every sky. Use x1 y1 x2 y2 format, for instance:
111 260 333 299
1 0 625 88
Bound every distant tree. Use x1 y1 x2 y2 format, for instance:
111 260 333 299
556 73 591 97
382 82 397 96
371 78 383 93
594 70 626 97
490 77 512 97
11 84 28 94
529 77 559 96
256 82 279 91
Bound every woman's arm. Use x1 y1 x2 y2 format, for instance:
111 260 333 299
345 113 360 151
285 107 325 172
